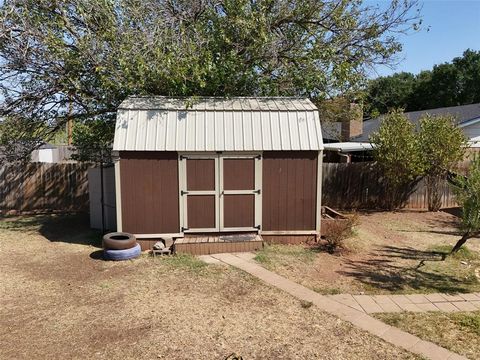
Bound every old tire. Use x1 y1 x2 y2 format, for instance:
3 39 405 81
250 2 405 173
104 243 141 261
103 232 136 250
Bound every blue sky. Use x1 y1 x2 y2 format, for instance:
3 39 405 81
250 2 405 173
373 0 480 77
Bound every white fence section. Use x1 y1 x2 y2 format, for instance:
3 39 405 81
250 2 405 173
88 167 117 231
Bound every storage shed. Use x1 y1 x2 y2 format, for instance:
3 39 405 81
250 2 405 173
113 97 324 252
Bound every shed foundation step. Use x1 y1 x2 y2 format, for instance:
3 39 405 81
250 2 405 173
174 234 263 256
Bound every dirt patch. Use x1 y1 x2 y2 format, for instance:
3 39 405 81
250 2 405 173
375 311 480 360
0 215 419 359
255 210 480 294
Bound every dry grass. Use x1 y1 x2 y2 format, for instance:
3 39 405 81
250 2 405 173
0 214 420 359
255 210 480 295
375 311 480 359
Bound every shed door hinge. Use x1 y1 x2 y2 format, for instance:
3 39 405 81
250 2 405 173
181 190 189 196
255 225 261 230
254 189 261 194
181 227 189 232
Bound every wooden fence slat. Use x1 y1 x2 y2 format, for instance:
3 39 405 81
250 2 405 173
0 162 90 213
0 161 456 213
322 163 457 210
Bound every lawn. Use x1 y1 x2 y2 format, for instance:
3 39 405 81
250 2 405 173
0 214 420 359
255 210 480 295
375 311 480 359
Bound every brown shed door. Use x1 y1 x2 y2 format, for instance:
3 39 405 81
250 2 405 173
221 158 256 230
183 157 218 231
180 154 261 232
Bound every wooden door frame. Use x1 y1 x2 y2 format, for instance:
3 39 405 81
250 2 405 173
178 153 220 233
219 153 262 232
178 152 262 234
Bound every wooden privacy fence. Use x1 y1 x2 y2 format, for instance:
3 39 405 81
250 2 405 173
322 163 457 210
0 162 90 213
0 161 457 214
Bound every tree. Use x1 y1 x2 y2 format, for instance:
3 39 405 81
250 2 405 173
407 70 433 111
416 62 460 109
0 0 422 160
454 49 480 105
71 120 115 164
364 49 480 116
0 116 46 162
364 72 416 118
450 156 480 253
417 114 467 211
370 110 424 209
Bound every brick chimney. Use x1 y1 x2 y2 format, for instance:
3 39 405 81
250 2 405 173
341 103 363 141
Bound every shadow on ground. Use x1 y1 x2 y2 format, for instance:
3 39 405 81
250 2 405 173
89 249 105 260
338 245 476 294
0 213 102 248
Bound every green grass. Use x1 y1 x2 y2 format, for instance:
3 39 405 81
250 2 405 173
456 312 480 335
0 214 52 231
314 287 343 295
253 242 480 295
429 244 479 261
375 311 480 359
397 245 480 294
159 253 208 272
0 213 103 247
254 244 316 267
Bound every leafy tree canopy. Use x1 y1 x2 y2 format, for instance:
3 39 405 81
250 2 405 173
0 0 421 161
370 110 467 211
71 120 115 164
451 156 480 253
417 114 467 211
364 49 480 118
370 109 424 209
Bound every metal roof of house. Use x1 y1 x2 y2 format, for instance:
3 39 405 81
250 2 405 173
355 102 480 142
113 97 323 152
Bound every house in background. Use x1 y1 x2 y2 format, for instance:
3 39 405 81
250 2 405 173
354 102 480 146
31 144 75 163
323 102 480 163
111 97 324 253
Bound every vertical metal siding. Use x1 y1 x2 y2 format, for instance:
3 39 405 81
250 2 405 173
113 98 323 152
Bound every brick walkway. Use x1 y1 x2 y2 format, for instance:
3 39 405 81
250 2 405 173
201 253 468 360
330 292 480 314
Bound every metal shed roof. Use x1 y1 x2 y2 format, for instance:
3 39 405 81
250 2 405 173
113 97 323 152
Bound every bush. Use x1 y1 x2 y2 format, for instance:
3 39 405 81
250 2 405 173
323 215 358 254
370 110 424 209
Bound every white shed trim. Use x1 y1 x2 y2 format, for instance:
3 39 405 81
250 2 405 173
114 160 123 232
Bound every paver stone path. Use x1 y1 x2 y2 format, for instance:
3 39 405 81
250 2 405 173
199 252 470 360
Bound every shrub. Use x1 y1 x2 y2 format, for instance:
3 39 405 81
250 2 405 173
418 114 466 211
323 215 358 254
370 110 424 209
450 156 480 253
